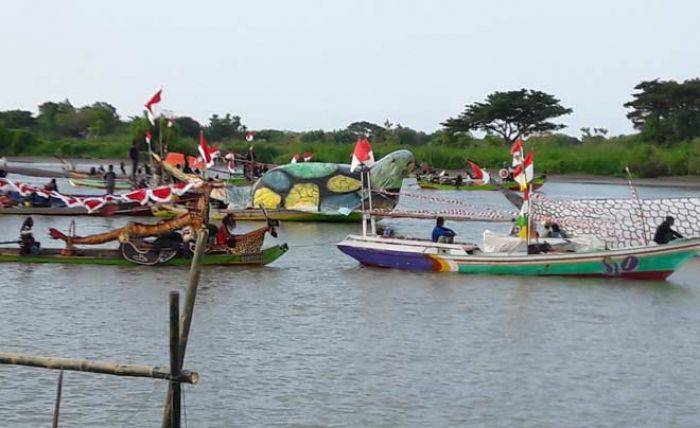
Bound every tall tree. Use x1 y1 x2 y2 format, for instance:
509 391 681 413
442 89 572 143
624 78 700 143
206 113 245 141
0 110 35 129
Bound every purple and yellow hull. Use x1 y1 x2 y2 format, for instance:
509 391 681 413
337 235 700 281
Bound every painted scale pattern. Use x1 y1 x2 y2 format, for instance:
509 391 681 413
532 197 700 248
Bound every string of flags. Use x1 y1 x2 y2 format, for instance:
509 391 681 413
0 178 197 214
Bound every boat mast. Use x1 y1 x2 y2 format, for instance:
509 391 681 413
625 166 649 245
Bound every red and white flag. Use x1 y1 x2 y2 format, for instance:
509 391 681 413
512 151 534 191
350 138 374 172
245 131 255 142
467 160 490 184
302 152 314 162
198 131 215 168
291 153 299 164
145 130 152 148
510 138 525 167
144 89 162 125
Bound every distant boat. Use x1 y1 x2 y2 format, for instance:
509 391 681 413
417 176 546 191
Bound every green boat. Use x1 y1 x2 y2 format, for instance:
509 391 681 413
338 235 700 281
68 177 132 190
0 244 288 267
417 176 546 191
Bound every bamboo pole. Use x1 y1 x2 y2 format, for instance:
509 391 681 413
162 229 209 428
169 292 181 428
0 353 198 384
52 371 63 428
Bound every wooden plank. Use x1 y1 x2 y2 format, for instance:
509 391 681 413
0 353 198 384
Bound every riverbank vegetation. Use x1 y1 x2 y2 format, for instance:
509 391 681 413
1 78 699 177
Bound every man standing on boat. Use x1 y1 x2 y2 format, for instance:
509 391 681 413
129 139 139 179
432 217 456 243
104 164 117 195
653 216 683 244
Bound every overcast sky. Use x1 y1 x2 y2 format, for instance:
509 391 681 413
2 0 698 135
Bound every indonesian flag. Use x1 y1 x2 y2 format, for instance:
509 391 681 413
198 131 215 168
302 152 314 162
145 130 152 148
291 153 299 164
245 131 255 142
511 138 525 167
350 138 374 172
144 89 162 125
512 151 534 191
467 161 490 184
510 138 524 155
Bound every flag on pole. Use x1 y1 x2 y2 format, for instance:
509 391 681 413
467 160 490 184
510 138 524 155
198 131 215 168
510 138 525 167
350 138 374 172
145 130 152 149
512 151 534 191
302 152 314 162
245 131 255 142
144 89 162 125
291 153 299 164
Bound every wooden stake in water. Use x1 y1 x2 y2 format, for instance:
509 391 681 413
162 229 209 428
52 371 63 428
169 292 181 428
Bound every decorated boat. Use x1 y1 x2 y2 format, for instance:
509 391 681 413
337 137 700 281
0 185 288 267
337 234 700 280
417 175 546 191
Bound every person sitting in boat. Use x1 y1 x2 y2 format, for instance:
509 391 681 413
19 217 40 255
653 216 683 245
432 216 456 243
183 158 193 174
44 178 58 193
103 164 117 195
544 222 567 238
216 214 237 247
0 155 7 178
89 166 97 175
97 165 106 175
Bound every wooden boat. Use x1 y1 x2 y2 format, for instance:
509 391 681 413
68 177 132 190
0 244 288 266
152 205 363 222
337 234 700 280
0 204 153 217
417 176 546 191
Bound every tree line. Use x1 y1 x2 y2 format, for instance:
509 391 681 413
1 77 699 154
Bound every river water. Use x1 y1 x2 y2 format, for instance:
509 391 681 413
1 176 699 427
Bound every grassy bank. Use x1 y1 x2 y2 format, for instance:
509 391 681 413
2 126 699 178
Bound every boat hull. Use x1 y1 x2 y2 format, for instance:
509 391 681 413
337 236 700 281
0 244 288 267
151 207 364 222
68 178 132 190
